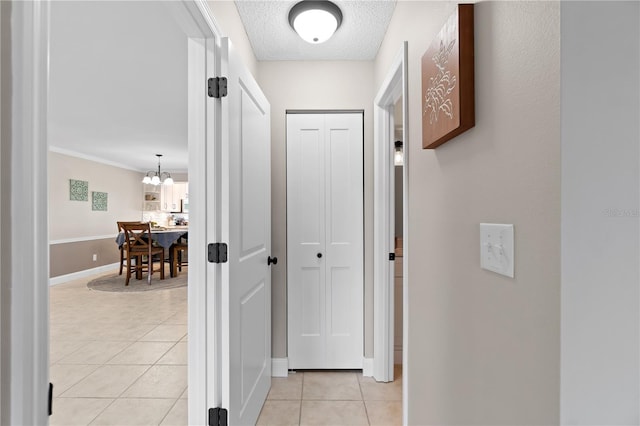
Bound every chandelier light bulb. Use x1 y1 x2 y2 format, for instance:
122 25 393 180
142 153 174 185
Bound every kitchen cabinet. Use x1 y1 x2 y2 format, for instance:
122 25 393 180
161 182 188 212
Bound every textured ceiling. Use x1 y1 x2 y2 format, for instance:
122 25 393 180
235 0 397 60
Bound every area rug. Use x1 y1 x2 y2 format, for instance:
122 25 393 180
87 267 187 292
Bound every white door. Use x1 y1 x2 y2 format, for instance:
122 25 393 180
287 112 364 369
218 38 272 425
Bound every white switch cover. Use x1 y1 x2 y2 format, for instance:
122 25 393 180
480 223 514 278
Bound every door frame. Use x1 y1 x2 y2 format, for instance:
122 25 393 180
4 1 222 424
373 42 409 420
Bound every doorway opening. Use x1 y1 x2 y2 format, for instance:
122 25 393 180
373 41 408 423
47 2 190 423
392 96 404 370
41 1 220 424
286 111 364 371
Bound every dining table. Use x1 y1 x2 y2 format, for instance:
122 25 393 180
116 227 188 278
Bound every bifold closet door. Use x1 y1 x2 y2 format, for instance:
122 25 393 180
287 113 364 369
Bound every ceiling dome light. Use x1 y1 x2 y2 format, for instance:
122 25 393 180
289 1 343 44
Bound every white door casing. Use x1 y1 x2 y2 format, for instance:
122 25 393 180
219 38 272 426
287 112 364 370
373 42 409 423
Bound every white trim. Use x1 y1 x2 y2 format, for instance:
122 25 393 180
48 146 145 172
8 1 50 424
400 43 410 426
187 34 211 425
271 358 289 377
179 1 220 422
373 43 408 384
373 42 409 426
362 358 374 377
49 263 119 286
50 234 117 245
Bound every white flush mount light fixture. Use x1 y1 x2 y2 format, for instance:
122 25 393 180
142 154 174 185
288 0 343 44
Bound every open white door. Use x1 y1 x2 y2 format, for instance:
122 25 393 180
217 38 272 426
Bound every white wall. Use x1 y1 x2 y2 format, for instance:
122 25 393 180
561 2 640 424
257 60 375 358
375 1 561 423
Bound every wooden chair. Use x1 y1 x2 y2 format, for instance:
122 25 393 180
171 241 188 277
117 221 143 275
121 222 165 286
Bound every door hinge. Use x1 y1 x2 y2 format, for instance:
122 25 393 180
208 243 228 263
389 252 396 261
48 382 53 416
208 77 228 98
208 407 228 426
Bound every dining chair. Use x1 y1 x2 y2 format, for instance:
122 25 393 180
171 238 188 277
121 222 165 285
117 221 144 275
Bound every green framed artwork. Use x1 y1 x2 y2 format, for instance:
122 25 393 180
92 191 108 211
69 179 89 201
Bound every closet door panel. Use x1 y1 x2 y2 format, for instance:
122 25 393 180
287 112 363 369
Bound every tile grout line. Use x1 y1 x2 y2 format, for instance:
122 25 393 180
358 372 372 425
299 372 304 426
85 397 118 426
157 397 182 426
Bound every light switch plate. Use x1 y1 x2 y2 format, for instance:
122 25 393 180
480 223 514 278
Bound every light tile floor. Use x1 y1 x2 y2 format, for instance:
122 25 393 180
50 271 402 425
257 367 403 426
50 271 188 426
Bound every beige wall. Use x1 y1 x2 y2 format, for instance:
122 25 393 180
49 152 143 277
50 238 120 278
257 61 375 359
0 1 4 420
375 1 560 423
207 0 258 78
561 2 640 422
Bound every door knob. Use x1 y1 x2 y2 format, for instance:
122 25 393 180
268 256 278 266
317 253 323 259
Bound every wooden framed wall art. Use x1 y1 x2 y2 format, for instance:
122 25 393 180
422 4 475 149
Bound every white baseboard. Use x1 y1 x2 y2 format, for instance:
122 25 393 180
394 346 403 365
362 357 374 377
272 358 289 377
49 263 119 286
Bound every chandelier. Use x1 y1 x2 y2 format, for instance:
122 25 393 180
142 154 174 185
